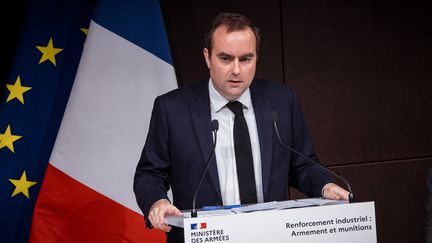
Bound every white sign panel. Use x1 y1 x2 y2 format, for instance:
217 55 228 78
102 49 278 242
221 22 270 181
184 201 376 243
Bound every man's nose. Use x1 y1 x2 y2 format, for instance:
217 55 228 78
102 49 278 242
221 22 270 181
232 58 240 76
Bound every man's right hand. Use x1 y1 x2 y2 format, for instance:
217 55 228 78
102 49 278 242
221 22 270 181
148 199 182 232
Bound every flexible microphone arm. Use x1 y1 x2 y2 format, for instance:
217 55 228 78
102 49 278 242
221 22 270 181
191 120 219 217
271 112 355 203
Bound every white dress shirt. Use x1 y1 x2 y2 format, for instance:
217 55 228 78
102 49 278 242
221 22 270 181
209 79 264 205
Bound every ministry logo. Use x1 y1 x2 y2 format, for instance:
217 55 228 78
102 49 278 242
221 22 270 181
191 222 207 230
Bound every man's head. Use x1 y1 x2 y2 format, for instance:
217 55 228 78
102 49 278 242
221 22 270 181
203 13 260 101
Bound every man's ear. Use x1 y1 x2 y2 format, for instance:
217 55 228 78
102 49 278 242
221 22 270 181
203 48 211 69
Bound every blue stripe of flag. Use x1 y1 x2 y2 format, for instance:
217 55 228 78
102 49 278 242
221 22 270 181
92 0 173 65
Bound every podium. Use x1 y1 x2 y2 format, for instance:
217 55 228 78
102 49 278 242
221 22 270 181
167 198 377 243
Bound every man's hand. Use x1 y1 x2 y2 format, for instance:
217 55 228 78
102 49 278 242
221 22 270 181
322 183 350 200
148 199 182 232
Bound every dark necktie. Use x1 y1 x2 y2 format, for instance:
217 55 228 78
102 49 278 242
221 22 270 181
226 101 257 204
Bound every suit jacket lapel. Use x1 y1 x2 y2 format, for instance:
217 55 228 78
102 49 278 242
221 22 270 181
190 80 222 200
250 80 273 199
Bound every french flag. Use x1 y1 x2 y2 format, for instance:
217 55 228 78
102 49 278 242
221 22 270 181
30 0 177 242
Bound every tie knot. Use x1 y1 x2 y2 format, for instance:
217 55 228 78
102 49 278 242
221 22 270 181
227 101 244 117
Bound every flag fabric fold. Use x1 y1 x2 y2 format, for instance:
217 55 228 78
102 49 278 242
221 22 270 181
30 0 178 241
1 0 178 242
30 0 177 242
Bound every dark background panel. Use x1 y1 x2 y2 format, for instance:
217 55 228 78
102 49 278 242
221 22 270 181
292 159 432 243
282 0 432 165
291 159 432 242
0 1 30 98
159 0 284 86
161 1 432 243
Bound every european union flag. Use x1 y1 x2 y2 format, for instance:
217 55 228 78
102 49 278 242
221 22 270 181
0 0 94 242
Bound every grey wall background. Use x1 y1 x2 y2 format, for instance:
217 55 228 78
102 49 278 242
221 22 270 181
159 0 432 242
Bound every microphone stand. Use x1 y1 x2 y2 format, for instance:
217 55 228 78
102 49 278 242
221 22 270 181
191 120 219 217
272 111 355 203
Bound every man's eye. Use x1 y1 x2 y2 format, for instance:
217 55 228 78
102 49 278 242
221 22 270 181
220 56 232 62
240 57 252 62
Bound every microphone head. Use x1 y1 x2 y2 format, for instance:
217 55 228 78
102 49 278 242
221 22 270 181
211 119 219 131
271 111 279 122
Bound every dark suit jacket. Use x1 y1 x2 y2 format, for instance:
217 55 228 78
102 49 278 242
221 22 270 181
134 79 334 242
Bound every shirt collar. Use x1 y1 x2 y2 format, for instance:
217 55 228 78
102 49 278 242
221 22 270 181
208 78 252 112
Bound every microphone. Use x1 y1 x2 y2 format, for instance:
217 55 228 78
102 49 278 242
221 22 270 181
271 111 355 203
191 119 219 217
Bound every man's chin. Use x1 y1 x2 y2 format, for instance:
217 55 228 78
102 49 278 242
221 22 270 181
225 89 246 100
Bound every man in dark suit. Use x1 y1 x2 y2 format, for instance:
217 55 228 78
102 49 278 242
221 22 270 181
134 12 349 242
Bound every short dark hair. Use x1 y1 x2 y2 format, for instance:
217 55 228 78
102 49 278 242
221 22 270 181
204 12 260 57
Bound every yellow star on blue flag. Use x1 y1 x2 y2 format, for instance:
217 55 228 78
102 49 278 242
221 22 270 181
0 125 22 153
80 27 89 35
36 37 63 66
0 0 95 242
9 171 37 199
6 76 32 104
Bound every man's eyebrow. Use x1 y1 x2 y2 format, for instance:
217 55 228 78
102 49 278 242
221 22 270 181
216 52 234 58
215 52 255 59
239 53 255 59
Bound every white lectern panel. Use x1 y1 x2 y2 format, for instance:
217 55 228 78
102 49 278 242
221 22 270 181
184 201 376 243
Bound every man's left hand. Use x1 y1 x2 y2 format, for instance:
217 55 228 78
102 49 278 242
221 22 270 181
322 183 350 200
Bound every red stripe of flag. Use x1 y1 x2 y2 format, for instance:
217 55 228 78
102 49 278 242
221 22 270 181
29 164 165 243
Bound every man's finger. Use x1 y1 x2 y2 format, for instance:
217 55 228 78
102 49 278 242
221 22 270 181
159 223 172 232
167 205 182 216
148 200 182 231
150 204 165 226
332 187 349 200
157 204 171 226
